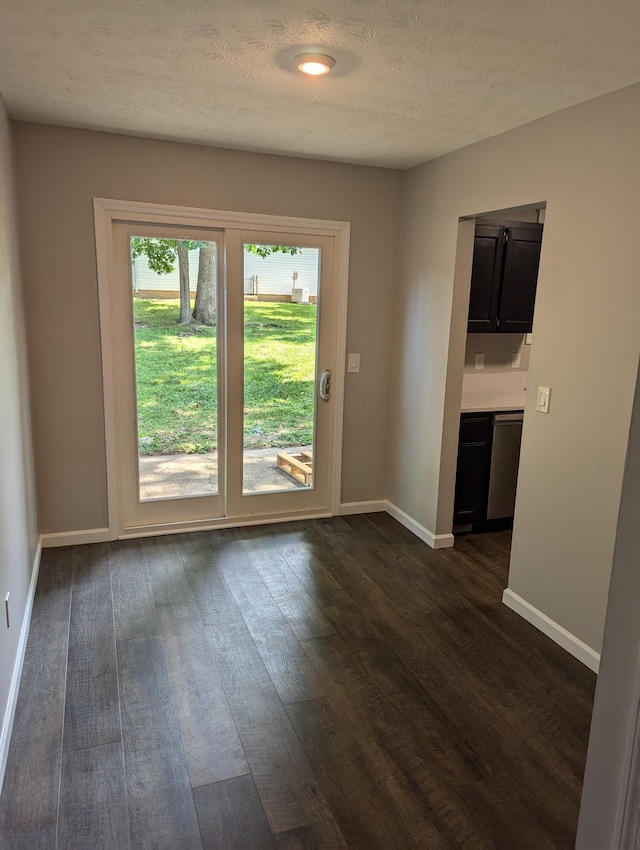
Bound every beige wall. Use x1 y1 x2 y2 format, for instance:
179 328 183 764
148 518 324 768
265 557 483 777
464 334 530 374
13 124 402 533
577 356 640 847
0 100 38 780
389 83 640 653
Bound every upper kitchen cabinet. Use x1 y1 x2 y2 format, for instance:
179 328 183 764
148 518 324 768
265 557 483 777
467 221 543 334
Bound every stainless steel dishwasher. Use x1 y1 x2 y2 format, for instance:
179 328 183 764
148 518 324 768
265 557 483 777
487 412 524 520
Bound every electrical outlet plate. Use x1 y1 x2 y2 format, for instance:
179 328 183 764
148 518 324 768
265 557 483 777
474 353 484 370
512 352 521 369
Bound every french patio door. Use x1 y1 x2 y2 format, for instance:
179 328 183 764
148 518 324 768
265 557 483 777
110 219 337 534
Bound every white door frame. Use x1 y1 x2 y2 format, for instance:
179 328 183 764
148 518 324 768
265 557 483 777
93 197 350 539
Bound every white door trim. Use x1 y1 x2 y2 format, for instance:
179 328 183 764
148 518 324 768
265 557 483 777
93 197 350 538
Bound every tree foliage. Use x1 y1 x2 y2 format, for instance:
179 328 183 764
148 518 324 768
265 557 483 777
131 237 205 274
245 244 301 259
132 238 300 270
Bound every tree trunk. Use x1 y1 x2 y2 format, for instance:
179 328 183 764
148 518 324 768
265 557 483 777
177 242 191 324
192 243 216 325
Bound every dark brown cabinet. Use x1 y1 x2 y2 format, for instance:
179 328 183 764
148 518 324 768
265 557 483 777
454 410 524 532
453 414 493 528
467 221 543 334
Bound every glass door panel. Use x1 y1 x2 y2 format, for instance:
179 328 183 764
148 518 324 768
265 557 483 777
132 236 220 501
113 222 225 531
225 229 334 519
242 244 321 495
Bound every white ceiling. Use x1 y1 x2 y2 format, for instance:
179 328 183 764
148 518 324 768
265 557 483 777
2 0 640 169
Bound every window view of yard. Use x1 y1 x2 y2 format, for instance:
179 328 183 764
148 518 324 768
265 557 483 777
133 297 318 455
131 237 320 499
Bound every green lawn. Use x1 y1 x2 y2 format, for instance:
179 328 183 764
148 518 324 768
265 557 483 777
133 298 317 454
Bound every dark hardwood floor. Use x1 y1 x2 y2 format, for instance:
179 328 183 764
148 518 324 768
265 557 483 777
0 514 596 849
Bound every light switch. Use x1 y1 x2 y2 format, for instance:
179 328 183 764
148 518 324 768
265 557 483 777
511 352 521 369
536 386 551 414
474 353 484 370
347 353 360 373
525 333 533 345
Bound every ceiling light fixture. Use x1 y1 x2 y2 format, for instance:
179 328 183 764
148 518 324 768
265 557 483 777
295 53 336 76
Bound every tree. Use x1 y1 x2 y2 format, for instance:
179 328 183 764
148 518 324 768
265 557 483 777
176 241 192 324
192 242 216 325
131 236 200 325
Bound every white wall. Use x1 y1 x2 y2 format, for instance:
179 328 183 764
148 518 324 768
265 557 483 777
389 83 640 655
0 98 38 787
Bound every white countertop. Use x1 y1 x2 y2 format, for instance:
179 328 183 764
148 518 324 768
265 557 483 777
460 372 527 413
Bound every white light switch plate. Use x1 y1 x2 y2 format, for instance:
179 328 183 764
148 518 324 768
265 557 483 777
511 352 521 369
474 353 484 370
347 353 360 373
536 386 551 414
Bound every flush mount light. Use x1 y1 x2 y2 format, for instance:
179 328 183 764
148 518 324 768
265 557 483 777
295 53 336 76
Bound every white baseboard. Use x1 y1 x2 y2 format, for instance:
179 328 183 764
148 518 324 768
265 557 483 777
39 506 451 553
0 536 42 794
384 501 455 550
502 588 600 673
41 527 111 547
339 500 387 516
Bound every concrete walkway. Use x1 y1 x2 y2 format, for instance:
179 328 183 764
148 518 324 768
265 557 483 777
138 447 311 500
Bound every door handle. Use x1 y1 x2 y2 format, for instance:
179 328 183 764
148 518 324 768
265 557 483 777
319 370 331 401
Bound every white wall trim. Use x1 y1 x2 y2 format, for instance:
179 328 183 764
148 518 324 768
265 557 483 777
503 588 600 672
339 500 387 515
93 199 121 539
118 511 333 539
0 537 42 794
384 501 455 549
41 528 111 548
329 221 350 517
93 198 351 236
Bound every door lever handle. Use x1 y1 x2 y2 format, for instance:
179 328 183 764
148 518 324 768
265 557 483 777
319 370 331 401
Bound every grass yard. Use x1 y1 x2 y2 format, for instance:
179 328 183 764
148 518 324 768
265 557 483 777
133 297 317 454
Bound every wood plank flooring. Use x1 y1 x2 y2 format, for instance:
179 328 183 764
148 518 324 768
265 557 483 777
0 515 596 848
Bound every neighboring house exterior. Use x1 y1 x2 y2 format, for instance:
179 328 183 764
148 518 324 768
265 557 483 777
132 246 320 302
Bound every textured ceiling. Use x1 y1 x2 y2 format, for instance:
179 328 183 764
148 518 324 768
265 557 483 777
2 0 640 169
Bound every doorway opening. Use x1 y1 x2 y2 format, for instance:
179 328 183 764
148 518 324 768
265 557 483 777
451 203 546 549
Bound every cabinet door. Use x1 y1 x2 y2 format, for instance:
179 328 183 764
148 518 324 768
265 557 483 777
467 225 504 333
498 224 543 333
453 415 493 527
